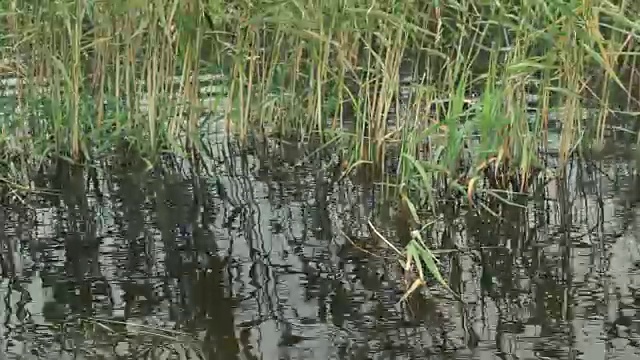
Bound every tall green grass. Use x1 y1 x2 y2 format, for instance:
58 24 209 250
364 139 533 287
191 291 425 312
1 0 639 298
0 0 635 189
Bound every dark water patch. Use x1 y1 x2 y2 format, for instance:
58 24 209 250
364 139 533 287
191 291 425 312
0 139 639 359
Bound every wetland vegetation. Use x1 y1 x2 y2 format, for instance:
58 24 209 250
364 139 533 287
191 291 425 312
0 0 640 358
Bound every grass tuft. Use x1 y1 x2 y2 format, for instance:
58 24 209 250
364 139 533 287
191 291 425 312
1 0 640 299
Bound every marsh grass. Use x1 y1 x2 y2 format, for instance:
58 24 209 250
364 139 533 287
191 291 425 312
1 0 640 299
81 318 205 359
0 0 635 185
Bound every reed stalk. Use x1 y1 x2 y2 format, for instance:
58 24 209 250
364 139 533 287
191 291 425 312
0 0 634 186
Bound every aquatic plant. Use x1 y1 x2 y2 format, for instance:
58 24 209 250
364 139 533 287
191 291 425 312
80 318 205 359
1 0 639 299
0 0 634 192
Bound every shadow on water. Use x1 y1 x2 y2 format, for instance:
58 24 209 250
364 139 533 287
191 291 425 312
1 137 640 359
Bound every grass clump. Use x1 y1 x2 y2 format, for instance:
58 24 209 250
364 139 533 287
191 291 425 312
0 0 637 196
1 0 640 299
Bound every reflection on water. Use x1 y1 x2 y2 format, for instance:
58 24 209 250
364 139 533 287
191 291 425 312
0 138 639 359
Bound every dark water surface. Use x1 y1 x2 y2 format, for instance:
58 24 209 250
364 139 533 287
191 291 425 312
1 138 640 359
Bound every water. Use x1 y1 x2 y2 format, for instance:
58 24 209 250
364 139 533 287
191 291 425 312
0 134 637 359
1 64 640 359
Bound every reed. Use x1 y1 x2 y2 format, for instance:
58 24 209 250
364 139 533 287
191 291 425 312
1 0 639 297
0 0 634 176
